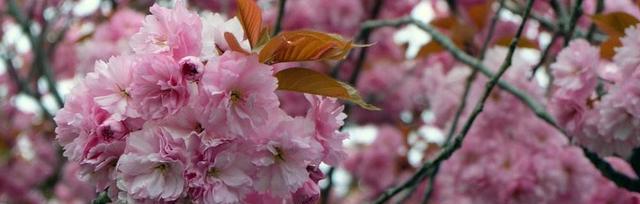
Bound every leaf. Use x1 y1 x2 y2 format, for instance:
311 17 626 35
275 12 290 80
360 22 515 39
416 41 445 58
259 30 354 64
591 12 640 36
495 37 539 49
275 68 380 110
254 26 272 50
466 0 494 29
224 32 250 55
431 16 458 30
236 0 262 48
600 35 621 60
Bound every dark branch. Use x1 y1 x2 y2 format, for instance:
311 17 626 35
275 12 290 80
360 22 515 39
272 0 287 35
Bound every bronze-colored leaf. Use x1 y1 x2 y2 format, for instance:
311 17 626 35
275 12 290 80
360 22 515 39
495 37 539 49
592 12 640 36
259 30 354 64
275 68 380 110
416 41 445 58
236 0 262 47
224 32 250 55
467 0 494 30
600 35 622 60
431 16 459 30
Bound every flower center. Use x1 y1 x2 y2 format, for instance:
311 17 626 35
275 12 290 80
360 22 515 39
194 122 204 133
230 90 243 104
273 147 285 162
207 167 219 177
156 163 169 172
181 63 199 77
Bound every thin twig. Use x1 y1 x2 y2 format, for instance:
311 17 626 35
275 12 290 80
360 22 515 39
272 0 287 35
3 57 53 120
444 0 506 145
583 148 640 192
529 33 560 80
420 165 440 204
330 17 411 79
503 2 606 42
550 0 569 33
586 0 604 41
564 0 584 46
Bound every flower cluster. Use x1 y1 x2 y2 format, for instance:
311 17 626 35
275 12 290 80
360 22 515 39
549 26 640 158
54 1 348 202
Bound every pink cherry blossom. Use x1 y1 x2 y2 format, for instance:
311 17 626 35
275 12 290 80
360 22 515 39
201 51 279 135
188 145 253 204
252 117 323 197
550 39 599 99
614 25 640 78
130 0 202 60
130 54 190 120
305 94 348 165
85 56 139 119
117 125 186 201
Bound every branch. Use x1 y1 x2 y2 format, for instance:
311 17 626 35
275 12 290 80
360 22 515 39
583 148 640 192
503 2 606 42
586 0 604 41
420 165 440 204
3 57 53 120
564 0 584 46
272 0 287 35
529 33 560 80
7 0 65 108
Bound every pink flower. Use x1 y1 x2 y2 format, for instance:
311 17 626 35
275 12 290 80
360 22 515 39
201 51 279 135
551 39 599 99
252 117 322 197
130 54 190 120
292 179 321 204
614 25 640 78
159 105 233 147
593 90 640 157
549 96 589 135
55 81 108 161
85 56 139 119
305 94 348 165
188 145 253 204
117 125 186 201
130 0 202 60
